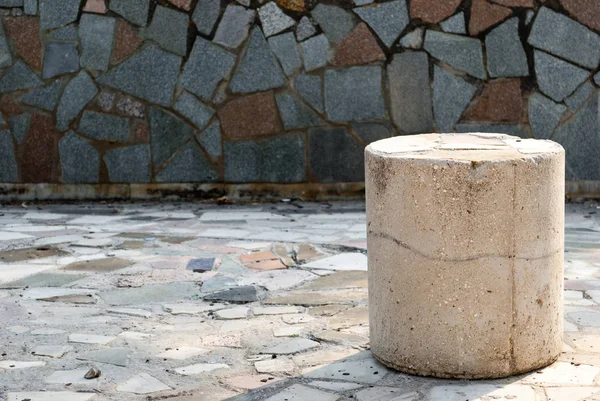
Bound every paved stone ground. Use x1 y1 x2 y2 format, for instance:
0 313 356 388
0 201 599 401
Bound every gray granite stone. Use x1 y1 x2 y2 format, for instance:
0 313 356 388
351 121 393 144
325 66 385 122
59 131 100 183
295 73 323 113
77 348 132 367
39 0 81 30
104 144 151 183
455 124 528 138
98 44 181 107
276 92 323 130
528 92 567 140
440 12 465 34
79 14 116 71
354 0 408 48
78 111 129 142
534 50 590 102
0 60 42 93
525 10 534 25
296 16 316 42
399 27 424 49
173 91 214 130
309 126 364 182
388 51 433 134
486 17 528 78
0 0 23 6
9 113 30 144
312 3 356 44
146 5 189 56
301 34 330 72
259 2 295 37
528 7 600 70
180 37 236 101
0 130 17 182
424 30 486 79
269 32 302 76
157 142 218 182
230 27 285 93
595 72 600 86
24 0 36 15
213 5 255 49
56 71 98 131
109 0 150 26
50 24 78 40
43 41 79 79
0 21 12 69
554 93 600 180
224 140 260 182
115 96 144 118
203 286 259 303
100 282 199 305
192 0 221 36
20 79 63 111
197 121 222 157
433 65 477 132
149 106 195 168
565 81 595 111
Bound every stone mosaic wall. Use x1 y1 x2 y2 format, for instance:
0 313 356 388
0 0 598 189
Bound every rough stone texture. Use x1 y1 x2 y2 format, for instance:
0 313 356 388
21 113 55 183
49 24 77 40
197 121 221 157
3 17 40 71
410 0 461 23
295 74 323 113
423 30 486 80
311 3 356 44
334 23 385 66
218 91 280 140
79 14 116 71
469 0 512 36
486 17 529 78
399 27 424 49
78 111 129 142
463 79 522 123
9 113 29 143
301 34 330 72
566 82 594 113
42 41 79 79
149 106 195 168
268 32 302 76
115 95 145 118
20 79 62 111
192 0 220 36
111 19 143 64
157 142 218 183
59 131 99 183
433 65 477 132
56 71 98 131
276 92 322 130
388 51 433 134
440 12 465 34
309 127 364 182
528 92 567 140
213 5 255 49
559 0 600 32
0 129 17 182
351 121 393 144
296 16 316 41
366 133 565 378
173 91 214 130
39 0 81 30
83 0 106 13
353 0 408 48
259 2 295 37
104 145 151 183
0 21 12 69
534 50 590 102
491 0 534 6
146 5 189 57
168 0 192 11
109 0 150 26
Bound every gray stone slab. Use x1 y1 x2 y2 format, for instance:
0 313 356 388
0 0 23 6
264 339 320 355
565 81 595 112
0 273 84 289
109 0 150 26
0 130 17 182
325 66 385 122
303 356 388 384
192 0 221 36
49 24 78 40
265 384 339 401
399 27 424 49
9 113 30 144
351 121 393 144
203 285 259 303
259 2 295 37
104 145 151 183
355 387 418 401
230 27 285 93
311 3 356 44
39 0 81 30
534 50 590 102
308 126 364 182
213 5 255 49
156 142 218 183
528 92 567 140
79 14 116 71
78 111 129 142
301 34 330 72
180 37 236 101
56 71 98 131
388 51 433 134
173 91 214 130
269 32 302 76
98 44 181 107
276 92 323 130
595 72 600 86
528 7 600 70
24 0 36 15
433 65 477 132
100 282 199 305
353 0 408 48
43 41 79 79
20 79 63 111
0 60 43 93
486 17 529 78
424 30 486 79
149 106 195 168
146 5 189 56
440 11 465 34
197 120 222 157
0 21 12 69
296 16 316 41
77 348 133 367
295 74 323 113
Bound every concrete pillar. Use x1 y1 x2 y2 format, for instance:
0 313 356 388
365 133 565 379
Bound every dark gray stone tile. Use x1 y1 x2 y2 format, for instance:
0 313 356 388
149 106 195 168
39 0 81 30
43 41 79 79
0 60 43 93
258 1 295 37
180 37 236 101
0 0 23 6
0 130 17 182
0 20 12 69
97 44 182 107
9 113 29 144
528 92 567 140
203 286 259 303
388 51 433 134
156 141 218 182
59 131 100 183
276 92 323 130
534 50 590 102
20 79 63 111
353 0 408 48
187 258 215 272
197 120 222 157
324 66 385 122
78 111 129 142
192 0 221 36
230 27 286 94
440 11 465 34
308 126 364 182
311 3 356 44
300 34 330 72
103 144 151 183
423 30 486 80
173 91 214 130
294 74 323 113
432 65 477 132
109 0 150 27
486 17 528 78
213 4 255 49
296 16 316 41
24 0 36 15
268 32 302 76
49 24 78 40
565 81 595 111
56 71 98 131
224 140 260 182
351 121 393 145
79 14 116 71
146 5 189 56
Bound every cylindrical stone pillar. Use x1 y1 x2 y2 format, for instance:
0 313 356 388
366 133 564 379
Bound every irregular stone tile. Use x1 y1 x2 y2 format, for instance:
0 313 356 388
21 113 55 183
534 50 590 102
146 5 189 56
49 24 78 40
9 113 29 143
276 92 323 130
295 74 323 113
0 0 22 5
303 253 367 271
46 369 96 385
186 257 216 272
56 71 98 131
77 347 132 366
78 111 129 142
423 30 486 79
266 289 367 306
157 347 207 360
20 79 63 111
31 328 67 335
39 0 81 30
157 142 218 183
23 0 37 14
225 375 282 390
0 60 43 93
354 0 408 48
1 272 81 288
163 302 225 315
42 41 79 79
117 373 170 394
469 0 511 36
565 81 595 111
149 106 195 168
192 0 221 36
168 0 192 11
215 306 249 319
203 285 259 303
296 16 316 41
83 0 106 13
410 0 461 23
112 19 143 64
134 121 149 143
400 27 424 49
62 257 133 272
6 393 95 401
79 14 116 71
108 308 151 318
197 120 222 157
440 11 465 34
311 381 362 392
173 91 214 130
312 3 356 44
175 363 230 376
523 362 600 385
68 333 116 345
259 2 295 37
308 126 363 182
356 387 418 401
433 65 477 132
527 93 566 140
104 145 151 183
34 345 73 358
325 66 385 121
115 95 144 118
180 37 236 101
301 271 367 291
265 384 339 401
486 17 529 78
39 293 96 304
528 7 600 70
334 22 385 66
0 21 11 69
109 0 150 26
100 282 200 305
269 32 302 76
263 338 320 355
463 78 522 123
213 5 255 49
303 357 387 383
559 0 600 32
301 34 330 72
255 357 295 373
219 91 279 140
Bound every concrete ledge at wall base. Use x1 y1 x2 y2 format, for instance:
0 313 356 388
566 181 600 200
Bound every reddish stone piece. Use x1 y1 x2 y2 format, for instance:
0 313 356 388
489 0 534 7
3 17 42 71
111 19 143 65
0 96 23 116
167 0 193 11
462 79 522 123
469 0 512 35
218 91 281 141
277 0 307 12
559 0 600 32
134 121 150 143
83 0 107 13
333 22 385 66
21 113 57 183
410 0 462 23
